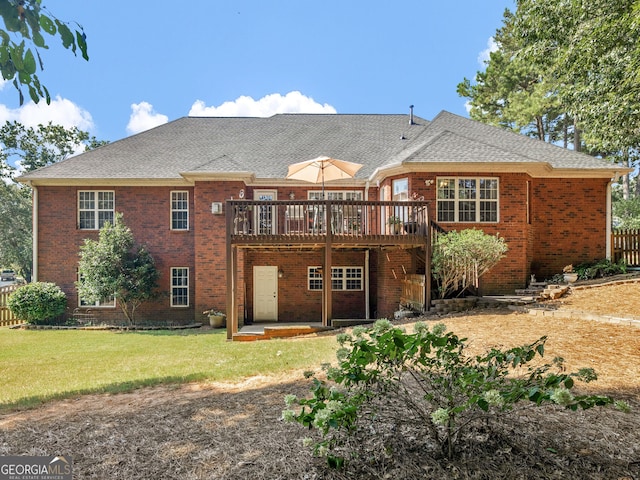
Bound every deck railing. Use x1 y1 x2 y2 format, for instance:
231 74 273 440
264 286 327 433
226 200 429 244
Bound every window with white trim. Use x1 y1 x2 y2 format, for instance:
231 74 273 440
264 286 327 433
77 273 116 308
436 177 499 223
171 267 189 307
308 191 364 233
171 191 189 230
78 191 114 230
308 266 363 291
308 190 363 201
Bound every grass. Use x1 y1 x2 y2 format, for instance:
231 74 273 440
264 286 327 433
0 327 338 411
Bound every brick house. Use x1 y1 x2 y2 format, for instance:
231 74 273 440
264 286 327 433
18 110 626 334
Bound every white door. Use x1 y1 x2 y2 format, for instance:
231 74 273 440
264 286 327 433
254 266 278 321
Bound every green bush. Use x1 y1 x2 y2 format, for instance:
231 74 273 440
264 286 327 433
432 229 508 298
8 282 67 324
284 320 626 465
574 258 627 280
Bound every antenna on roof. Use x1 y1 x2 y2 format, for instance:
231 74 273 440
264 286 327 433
409 105 414 125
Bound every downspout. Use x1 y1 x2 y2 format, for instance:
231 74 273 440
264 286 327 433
364 181 371 320
30 182 38 282
365 249 370 320
606 179 613 259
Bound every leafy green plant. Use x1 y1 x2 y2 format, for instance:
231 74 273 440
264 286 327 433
574 258 627 280
284 320 623 465
77 213 160 325
432 229 508 298
7 282 66 324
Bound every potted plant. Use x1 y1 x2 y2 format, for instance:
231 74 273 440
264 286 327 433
203 309 226 328
562 265 578 284
387 215 402 234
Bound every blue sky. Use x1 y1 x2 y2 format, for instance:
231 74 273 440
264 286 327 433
0 1 514 143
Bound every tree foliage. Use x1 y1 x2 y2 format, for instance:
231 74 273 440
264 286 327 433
458 0 640 198
432 229 508 298
0 120 107 181
77 213 160 325
0 0 88 104
0 182 32 280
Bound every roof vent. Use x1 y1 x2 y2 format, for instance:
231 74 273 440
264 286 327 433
409 105 414 125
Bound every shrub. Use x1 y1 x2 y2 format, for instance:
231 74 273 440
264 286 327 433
432 229 508 298
574 258 627 280
284 320 623 466
8 282 67 324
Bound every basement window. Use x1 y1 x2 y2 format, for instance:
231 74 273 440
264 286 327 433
308 266 363 291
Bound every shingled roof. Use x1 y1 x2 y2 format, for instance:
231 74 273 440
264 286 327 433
19 110 622 184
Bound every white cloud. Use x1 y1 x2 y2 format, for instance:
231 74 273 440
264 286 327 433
478 37 498 66
126 102 169 135
0 95 94 131
188 91 337 117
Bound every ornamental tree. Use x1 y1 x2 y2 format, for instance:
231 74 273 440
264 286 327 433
432 229 508 298
77 213 160 325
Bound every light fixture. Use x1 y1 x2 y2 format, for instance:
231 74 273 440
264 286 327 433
289 191 295 200
278 268 284 278
425 179 434 186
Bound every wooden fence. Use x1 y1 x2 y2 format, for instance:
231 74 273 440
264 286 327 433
612 229 640 267
400 274 426 312
0 284 21 326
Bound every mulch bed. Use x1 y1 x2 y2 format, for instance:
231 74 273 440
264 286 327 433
1 280 639 479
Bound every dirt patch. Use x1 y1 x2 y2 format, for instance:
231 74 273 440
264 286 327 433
1 280 639 479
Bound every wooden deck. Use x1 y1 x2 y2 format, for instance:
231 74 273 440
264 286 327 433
227 199 430 248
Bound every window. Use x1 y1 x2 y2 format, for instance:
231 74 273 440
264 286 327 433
308 191 364 233
77 273 115 308
171 267 189 307
436 177 498 223
308 191 363 201
171 191 189 230
308 266 363 291
392 178 409 202
78 191 114 230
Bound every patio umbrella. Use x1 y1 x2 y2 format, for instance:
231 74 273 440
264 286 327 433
286 156 363 198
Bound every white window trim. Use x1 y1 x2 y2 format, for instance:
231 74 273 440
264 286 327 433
307 190 364 200
170 191 189 231
78 190 115 230
308 266 363 291
171 267 189 307
436 177 499 223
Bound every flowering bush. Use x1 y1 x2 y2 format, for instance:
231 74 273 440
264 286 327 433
284 320 626 466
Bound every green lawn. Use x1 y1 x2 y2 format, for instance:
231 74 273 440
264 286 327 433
0 328 338 410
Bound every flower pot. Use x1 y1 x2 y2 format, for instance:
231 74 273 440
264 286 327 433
209 315 226 328
563 273 578 284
